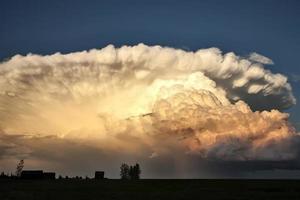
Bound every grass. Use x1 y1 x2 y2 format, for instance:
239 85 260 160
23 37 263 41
1 179 300 200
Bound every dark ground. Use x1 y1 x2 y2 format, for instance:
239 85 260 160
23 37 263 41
1 179 300 200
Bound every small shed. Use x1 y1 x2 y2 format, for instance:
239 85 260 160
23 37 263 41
94 171 104 179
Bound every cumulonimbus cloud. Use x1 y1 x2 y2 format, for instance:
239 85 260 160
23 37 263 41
0 44 298 175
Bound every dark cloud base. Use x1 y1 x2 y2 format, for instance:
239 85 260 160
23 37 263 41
1 133 300 178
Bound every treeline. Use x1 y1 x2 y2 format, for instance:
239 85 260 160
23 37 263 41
0 172 18 179
1 160 142 180
120 163 141 180
0 172 94 180
0 159 24 179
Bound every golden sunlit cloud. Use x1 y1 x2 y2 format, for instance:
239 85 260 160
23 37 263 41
0 44 298 172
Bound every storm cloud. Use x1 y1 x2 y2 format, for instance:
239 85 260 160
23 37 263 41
0 44 299 177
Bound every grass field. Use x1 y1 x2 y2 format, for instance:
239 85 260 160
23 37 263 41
1 179 300 200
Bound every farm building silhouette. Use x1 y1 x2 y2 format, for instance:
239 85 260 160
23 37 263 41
94 171 105 179
21 170 55 180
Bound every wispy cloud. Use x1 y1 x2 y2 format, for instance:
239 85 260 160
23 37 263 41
248 52 274 65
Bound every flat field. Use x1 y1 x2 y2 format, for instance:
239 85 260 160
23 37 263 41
1 179 300 200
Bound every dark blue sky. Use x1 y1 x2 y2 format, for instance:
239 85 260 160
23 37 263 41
1 0 300 128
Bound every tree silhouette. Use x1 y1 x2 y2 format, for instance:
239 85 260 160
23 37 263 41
0 171 8 179
130 163 141 180
133 163 141 180
120 163 130 180
120 163 141 180
129 166 134 180
15 159 24 177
